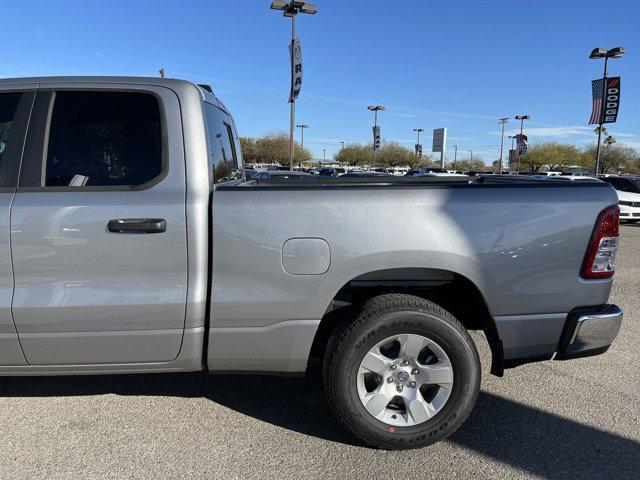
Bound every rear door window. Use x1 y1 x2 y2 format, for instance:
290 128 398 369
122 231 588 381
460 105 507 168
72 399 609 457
0 93 24 186
204 103 243 184
44 91 163 187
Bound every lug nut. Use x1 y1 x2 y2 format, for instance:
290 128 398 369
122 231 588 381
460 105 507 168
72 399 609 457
390 364 397 371
386 377 393 383
411 368 420 375
402 360 409 366
396 385 403 393
409 381 416 388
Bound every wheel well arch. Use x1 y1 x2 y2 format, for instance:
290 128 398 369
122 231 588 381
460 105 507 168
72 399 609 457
308 267 504 376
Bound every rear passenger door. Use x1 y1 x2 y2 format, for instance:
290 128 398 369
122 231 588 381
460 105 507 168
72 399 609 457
10 84 188 365
0 87 35 366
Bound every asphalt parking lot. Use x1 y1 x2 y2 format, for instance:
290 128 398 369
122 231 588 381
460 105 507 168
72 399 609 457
1 226 638 480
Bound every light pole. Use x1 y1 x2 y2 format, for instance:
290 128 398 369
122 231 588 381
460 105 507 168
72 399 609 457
413 128 424 157
340 141 345 150
507 135 516 172
295 124 308 168
468 149 473 166
453 145 458 169
368 105 385 168
589 46 625 176
323 148 326 161
270 1 318 170
514 115 530 173
498 117 508 174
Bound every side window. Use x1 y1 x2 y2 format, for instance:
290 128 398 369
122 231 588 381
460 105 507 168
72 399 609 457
204 103 242 184
0 93 23 186
45 91 163 187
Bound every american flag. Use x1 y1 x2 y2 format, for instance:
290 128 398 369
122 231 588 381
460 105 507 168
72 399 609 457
589 78 605 124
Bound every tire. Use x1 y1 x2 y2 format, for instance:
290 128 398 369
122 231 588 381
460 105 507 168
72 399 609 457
323 293 480 450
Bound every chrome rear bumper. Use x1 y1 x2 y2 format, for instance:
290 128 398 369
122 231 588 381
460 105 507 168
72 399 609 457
556 305 623 359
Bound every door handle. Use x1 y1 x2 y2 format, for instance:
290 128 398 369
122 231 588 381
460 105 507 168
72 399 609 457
107 218 166 234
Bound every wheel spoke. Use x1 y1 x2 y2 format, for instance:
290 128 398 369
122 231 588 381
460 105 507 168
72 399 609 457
364 391 391 418
360 350 390 374
424 363 454 386
399 334 428 359
407 396 435 424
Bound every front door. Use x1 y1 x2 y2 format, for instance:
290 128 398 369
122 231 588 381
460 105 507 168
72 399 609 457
10 84 188 365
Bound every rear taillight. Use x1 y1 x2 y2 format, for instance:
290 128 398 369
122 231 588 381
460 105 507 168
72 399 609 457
581 206 619 279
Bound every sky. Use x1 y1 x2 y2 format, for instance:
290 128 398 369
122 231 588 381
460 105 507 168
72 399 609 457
1 0 638 163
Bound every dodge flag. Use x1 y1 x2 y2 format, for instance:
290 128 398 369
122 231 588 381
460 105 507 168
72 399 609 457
289 37 302 103
589 77 621 125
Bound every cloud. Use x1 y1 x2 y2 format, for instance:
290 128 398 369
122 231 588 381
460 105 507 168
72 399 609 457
390 112 419 118
497 125 596 137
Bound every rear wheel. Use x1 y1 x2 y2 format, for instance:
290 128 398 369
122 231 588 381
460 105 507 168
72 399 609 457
323 293 480 449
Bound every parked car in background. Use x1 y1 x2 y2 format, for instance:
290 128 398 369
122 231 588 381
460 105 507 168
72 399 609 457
253 170 313 179
601 176 640 223
319 167 345 177
244 169 259 180
340 171 392 178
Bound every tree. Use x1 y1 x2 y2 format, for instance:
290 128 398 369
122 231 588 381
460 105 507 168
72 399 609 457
447 157 486 172
334 141 432 168
376 141 415 167
334 143 371 166
239 137 258 163
519 141 591 172
585 141 637 174
240 131 311 166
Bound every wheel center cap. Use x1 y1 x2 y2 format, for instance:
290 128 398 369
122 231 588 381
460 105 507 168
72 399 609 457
396 370 409 383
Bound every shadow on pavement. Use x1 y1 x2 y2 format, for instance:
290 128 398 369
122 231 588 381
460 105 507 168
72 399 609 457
0 372 638 478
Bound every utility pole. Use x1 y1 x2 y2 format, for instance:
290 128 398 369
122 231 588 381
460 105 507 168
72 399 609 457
453 145 458 169
514 115 530 173
498 118 508 174
368 105 385 168
589 46 625 176
270 1 318 170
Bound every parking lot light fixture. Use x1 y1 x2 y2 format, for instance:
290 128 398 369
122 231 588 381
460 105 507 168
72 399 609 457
590 46 626 176
498 118 508 174
514 115 530 173
367 105 385 167
270 1 318 170
413 128 424 157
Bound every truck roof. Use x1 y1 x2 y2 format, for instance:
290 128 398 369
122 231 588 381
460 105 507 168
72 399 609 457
0 75 229 113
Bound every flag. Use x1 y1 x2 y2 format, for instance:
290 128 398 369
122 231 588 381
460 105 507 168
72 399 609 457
289 37 302 103
515 134 528 155
602 77 620 124
589 78 605 125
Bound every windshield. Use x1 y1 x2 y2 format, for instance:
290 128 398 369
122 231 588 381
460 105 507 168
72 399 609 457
627 178 640 193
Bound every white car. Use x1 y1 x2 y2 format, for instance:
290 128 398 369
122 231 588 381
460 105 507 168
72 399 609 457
601 176 640 224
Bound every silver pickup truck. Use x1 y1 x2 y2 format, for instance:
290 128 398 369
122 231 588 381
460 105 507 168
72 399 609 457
0 76 623 449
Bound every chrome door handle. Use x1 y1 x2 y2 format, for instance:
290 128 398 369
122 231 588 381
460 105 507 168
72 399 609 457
107 218 166 234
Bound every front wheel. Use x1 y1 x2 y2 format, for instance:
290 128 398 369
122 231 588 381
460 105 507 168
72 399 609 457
323 293 480 449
